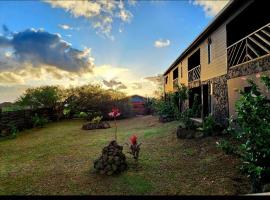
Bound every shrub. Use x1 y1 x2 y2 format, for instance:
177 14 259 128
179 109 195 130
9 125 18 139
31 113 48 128
91 116 103 124
154 94 178 120
216 139 236 155
63 108 71 118
197 115 217 136
79 111 88 119
219 75 270 193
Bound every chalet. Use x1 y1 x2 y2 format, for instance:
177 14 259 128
163 0 270 126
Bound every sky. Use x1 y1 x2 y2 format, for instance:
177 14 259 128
0 0 229 103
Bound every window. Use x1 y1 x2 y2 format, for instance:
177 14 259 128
165 76 168 84
173 68 178 80
207 37 212 64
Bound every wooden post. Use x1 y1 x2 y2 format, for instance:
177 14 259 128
201 84 204 120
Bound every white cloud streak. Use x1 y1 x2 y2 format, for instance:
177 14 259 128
46 0 135 39
154 39 170 48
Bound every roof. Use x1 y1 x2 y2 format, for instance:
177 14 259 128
163 0 248 76
129 95 146 103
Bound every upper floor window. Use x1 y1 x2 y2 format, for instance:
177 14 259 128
165 76 168 84
207 37 212 64
173 68 178 80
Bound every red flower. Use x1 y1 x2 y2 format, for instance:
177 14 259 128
130 134 137 145
108 107 121 118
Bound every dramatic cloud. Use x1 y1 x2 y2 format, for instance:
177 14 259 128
0 71 24 84
144 74 163 85
191 0 229 17
46 0 134 38
102 79 127 90
0 28 94 73
58 24 73 30
154 39 170 48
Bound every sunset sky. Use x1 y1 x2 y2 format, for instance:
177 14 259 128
0 0 229 103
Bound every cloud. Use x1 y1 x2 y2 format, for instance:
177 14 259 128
144 74 163 85
0 28 94 73
191 0 229 17
102 79 127 90
45 0 134 38
0 71 24 84
58 24 73 30
154 39 170 48
131 82 142 90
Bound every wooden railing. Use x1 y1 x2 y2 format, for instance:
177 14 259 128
188 65 201 82
227 23 270 68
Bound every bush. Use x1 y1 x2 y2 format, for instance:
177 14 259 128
197 115 217 136
31 114 48 128
154 95 177 120
219 75 270 193
90 116 103 124
9 125 18 139
179 109 196 130
63 108 71 118
216 139 236 155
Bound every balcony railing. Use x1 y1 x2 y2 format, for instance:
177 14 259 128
227 22 270 68
188 65 201 82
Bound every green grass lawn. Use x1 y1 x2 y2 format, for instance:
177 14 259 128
0 116 250 195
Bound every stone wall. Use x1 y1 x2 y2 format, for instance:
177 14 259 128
227 55 270 79
202 75 229 126
211 75 229 126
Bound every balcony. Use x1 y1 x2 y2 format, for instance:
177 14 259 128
188 65 201 82
227 22 270 68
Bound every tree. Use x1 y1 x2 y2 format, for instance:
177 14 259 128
16 86 63 109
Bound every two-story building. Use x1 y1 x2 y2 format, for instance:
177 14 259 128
163 0 270 125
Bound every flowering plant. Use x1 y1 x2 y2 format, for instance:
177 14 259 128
108 107 121 141
128 134 141 160
130 134 137 145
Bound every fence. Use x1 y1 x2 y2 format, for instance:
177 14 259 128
0 107 62 136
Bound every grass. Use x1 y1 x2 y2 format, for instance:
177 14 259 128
0 116 250 195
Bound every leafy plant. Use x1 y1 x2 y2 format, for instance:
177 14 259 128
197 115 217 136
154 94 178 120
9 125 18 139
79 111 88 119
31 113 48 128
179 109 196 130
216 139 236 155
91 116 103 124
219 75 270 193
63 108 71 118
